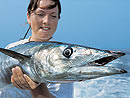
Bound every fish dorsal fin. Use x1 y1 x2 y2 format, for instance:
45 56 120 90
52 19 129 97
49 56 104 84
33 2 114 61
0 48 31 62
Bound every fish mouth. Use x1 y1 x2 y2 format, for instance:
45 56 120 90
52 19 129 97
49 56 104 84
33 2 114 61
89 51 126 66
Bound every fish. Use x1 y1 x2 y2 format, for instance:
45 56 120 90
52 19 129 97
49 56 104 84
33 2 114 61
0 41 127 90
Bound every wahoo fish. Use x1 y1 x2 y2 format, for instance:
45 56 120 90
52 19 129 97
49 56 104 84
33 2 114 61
0 41 127 90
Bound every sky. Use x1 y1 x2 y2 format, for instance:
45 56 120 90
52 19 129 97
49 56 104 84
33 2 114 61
0 0 130 49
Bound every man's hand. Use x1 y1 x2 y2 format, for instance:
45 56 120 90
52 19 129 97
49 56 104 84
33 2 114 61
11 66 40 90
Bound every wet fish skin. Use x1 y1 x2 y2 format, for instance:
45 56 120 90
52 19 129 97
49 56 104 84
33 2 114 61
0 41 127 89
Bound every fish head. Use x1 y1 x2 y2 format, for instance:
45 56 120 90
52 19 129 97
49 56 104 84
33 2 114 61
45 44 125 68
31 42 127 83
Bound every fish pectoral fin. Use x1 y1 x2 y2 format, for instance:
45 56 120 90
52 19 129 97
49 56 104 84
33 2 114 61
0 48 31 62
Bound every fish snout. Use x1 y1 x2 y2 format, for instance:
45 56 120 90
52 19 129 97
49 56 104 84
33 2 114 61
88 51 126 66
106 50 125 56
120 69 127 73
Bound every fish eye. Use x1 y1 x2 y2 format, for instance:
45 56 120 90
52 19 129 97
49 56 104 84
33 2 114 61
63 47 73 58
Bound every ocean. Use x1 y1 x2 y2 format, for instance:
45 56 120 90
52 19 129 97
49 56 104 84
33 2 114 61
74 49 130 98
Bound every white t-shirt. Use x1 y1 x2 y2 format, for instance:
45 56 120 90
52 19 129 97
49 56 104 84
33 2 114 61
0 39 74 98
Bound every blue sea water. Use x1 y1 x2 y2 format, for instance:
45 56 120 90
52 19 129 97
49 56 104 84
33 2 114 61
74 49 130 98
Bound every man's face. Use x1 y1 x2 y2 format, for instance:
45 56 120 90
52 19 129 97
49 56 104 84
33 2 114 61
28 0 59 41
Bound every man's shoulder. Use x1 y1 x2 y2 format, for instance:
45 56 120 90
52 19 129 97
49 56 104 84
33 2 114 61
6 39 29 49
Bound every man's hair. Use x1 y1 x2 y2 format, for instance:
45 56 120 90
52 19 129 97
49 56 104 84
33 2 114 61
27 0 61 19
